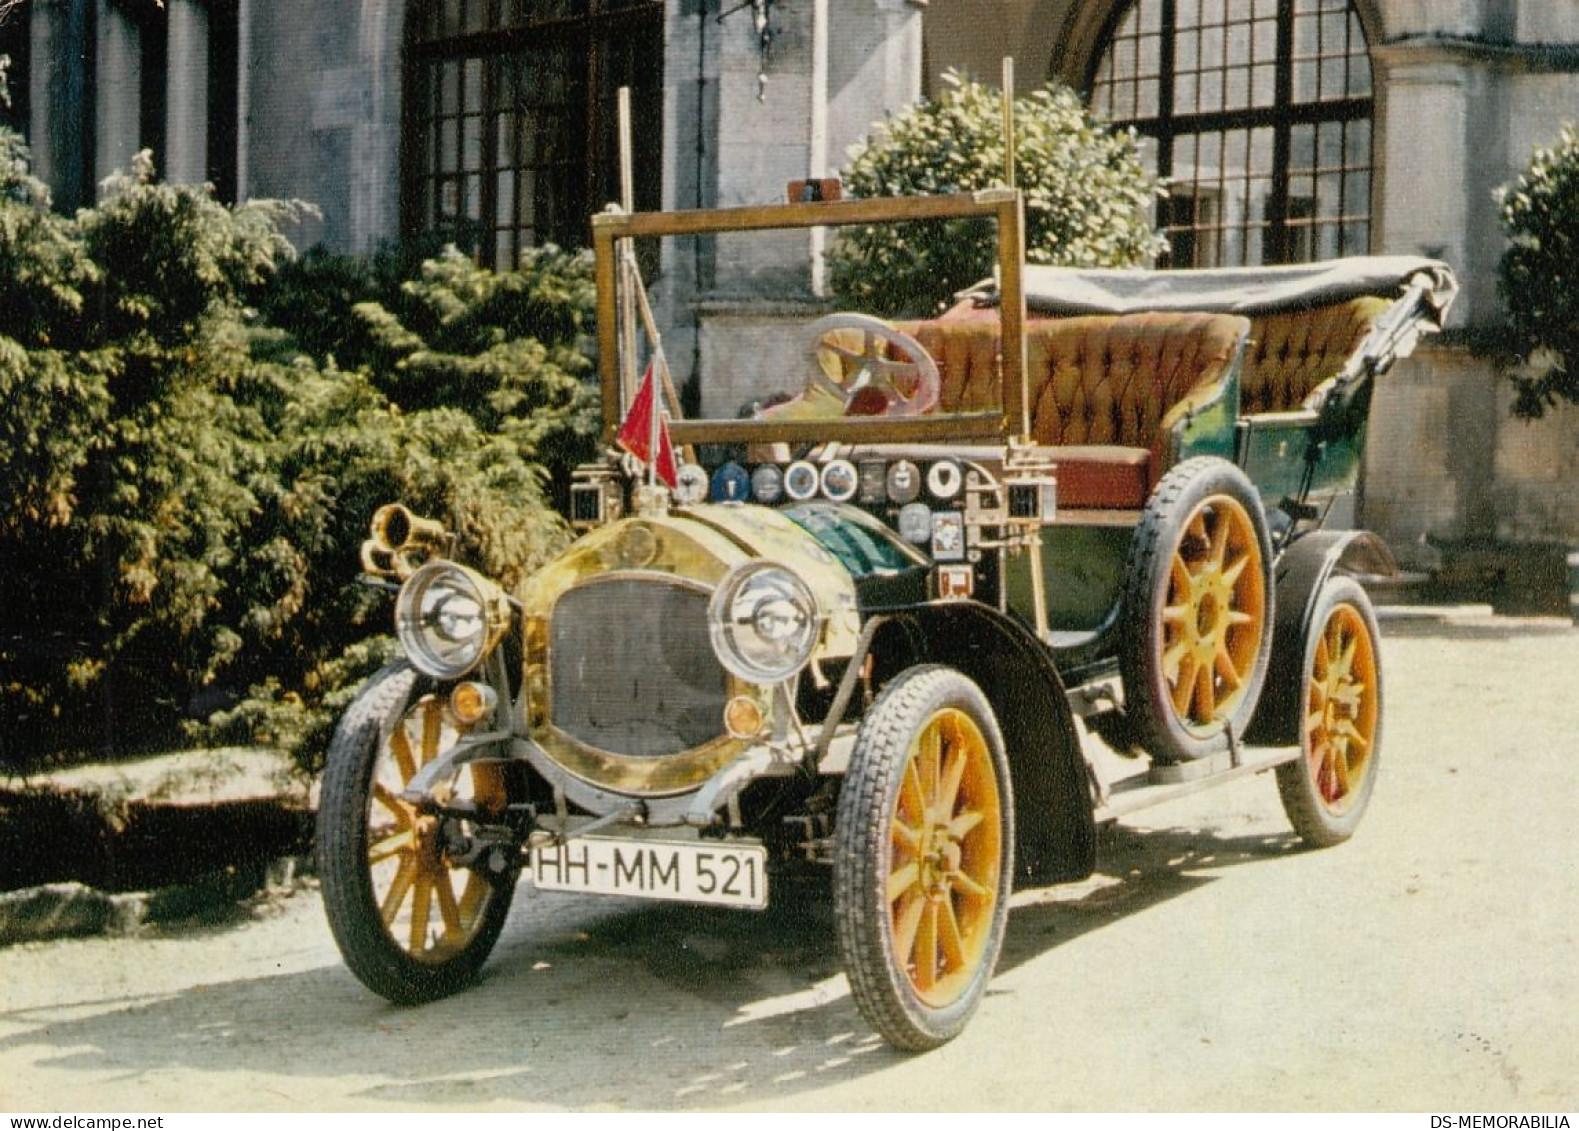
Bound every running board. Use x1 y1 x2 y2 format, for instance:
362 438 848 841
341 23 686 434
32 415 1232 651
1090 744 1301 823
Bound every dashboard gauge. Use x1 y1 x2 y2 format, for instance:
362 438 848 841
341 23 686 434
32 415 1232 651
930 510 966 562
886 459 922 505
820 459 859 503
857 461 888 504
783 460 821 502
750 463 784 504
710 461 752 504
674 463 709 505
926 459 964 500
896 501 933 545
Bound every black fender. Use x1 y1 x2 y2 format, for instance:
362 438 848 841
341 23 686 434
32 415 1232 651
881 601 1097 889
1244 530 1397 745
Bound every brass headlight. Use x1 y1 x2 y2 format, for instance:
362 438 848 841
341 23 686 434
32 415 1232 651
708 562 819 685
395 561 510 680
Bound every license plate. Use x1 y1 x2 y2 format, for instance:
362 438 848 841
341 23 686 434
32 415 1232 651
530 835 768 910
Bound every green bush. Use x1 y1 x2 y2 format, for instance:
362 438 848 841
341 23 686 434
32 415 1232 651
0 147 290 766
0 129 599 775
828 71 1165 318
1497 123 1579 417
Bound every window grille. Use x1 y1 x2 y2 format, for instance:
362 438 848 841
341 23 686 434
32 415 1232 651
405 0 664 267
1090 0 1373 266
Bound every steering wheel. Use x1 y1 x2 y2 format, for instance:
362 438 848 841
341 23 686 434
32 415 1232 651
805 313 941 418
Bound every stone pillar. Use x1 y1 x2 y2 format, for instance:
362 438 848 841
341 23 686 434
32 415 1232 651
94 0 141 188
165 0 209 185
711 0 819 294
29 0 91 209
1373 56 1471 318
1365 50 1499 565
351 0 405 255
825 0 924 167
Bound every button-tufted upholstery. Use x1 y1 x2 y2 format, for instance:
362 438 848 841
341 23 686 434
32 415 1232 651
898 311 1249 509
1240 297 1391 415
1021 313 1247 451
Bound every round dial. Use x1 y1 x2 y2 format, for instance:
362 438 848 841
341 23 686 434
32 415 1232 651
927 459 964 500
886 460 922 505
674 463 709 505
751 464 784 504
820 459 859 503
783 460 821 502
710 461 752 504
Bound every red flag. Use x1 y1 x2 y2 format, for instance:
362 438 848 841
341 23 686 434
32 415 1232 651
615 362 679 489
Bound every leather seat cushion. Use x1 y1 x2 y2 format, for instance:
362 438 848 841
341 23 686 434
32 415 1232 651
1048 445 1153 511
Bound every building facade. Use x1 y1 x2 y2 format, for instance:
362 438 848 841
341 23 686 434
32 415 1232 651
5 0 1577 587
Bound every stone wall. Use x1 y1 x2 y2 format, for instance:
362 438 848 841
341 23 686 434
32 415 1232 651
241 0 404 254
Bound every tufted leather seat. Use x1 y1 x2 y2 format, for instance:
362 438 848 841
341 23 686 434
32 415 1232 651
898 311 1250 510
1240 297 1391 415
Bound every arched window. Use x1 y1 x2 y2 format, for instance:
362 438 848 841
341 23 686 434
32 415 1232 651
404 0 664 268
1090 0 1373 267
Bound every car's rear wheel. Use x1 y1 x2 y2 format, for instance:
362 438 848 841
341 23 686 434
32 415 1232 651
834 666 1013 1051
1276 576 1382 846
318 663 517 1004
1120 457 1274 762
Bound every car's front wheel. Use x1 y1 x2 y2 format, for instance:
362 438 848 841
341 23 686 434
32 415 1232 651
317 663 518 1004
833 666 1014 1051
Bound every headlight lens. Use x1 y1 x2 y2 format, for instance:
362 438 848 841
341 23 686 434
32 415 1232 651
708 562 819 684
395 561 509 680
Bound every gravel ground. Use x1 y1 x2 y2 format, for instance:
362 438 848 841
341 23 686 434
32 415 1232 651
0 613 1574 1112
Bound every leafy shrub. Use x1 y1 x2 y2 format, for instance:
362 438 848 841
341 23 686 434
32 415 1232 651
0 128 599 775
205 244 598 774
1497 123 1579 417
828 71 1165 318
0 147 315 766
352 244 599 478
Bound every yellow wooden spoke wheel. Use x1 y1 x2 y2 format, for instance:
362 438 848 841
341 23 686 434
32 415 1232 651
366 695 507 962
887 706 1003 1007
1158 494 1268 728
1277 576 1382 845
319 665 518 1004
835 666 1013 1051
1121 457 1275 763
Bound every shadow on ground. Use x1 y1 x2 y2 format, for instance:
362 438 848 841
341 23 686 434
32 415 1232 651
0 822 1300 1109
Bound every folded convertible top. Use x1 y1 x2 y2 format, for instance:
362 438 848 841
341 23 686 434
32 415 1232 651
961 255 1458 326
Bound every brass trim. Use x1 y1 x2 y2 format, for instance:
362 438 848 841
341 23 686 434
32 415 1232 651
535 726 748 798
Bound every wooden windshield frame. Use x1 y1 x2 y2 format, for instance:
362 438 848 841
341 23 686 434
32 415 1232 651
591 189 1031 447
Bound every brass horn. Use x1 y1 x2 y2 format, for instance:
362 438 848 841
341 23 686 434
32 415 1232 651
360 504 451 578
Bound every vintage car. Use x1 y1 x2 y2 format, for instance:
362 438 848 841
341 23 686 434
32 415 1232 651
316 189 1455 1050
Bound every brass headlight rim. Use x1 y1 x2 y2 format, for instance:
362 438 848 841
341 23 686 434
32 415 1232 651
707 560 822 686
394 559 511 681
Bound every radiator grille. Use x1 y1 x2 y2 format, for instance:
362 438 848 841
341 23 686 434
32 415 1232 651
549 578 726 758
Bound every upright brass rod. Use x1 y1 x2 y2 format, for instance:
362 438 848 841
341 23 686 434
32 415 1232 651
617 87 638 414
1001 57 1016 189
